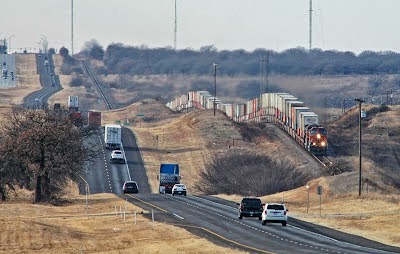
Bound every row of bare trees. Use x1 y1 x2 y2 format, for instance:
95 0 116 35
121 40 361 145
0 108 98 203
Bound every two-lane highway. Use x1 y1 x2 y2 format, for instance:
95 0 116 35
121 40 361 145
22 53 62 108
84 127 151 195
78 60 400 254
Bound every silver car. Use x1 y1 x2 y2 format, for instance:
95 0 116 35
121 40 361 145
172 184 187 196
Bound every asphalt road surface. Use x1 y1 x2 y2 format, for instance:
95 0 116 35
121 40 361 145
51 60 399 254
83 127 151 195
81 114 400 254
22 53 62 108
124 193 400 254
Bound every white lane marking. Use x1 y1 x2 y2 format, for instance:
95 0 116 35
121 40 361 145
120 144 132 181
289 224 398 253
184 195 397 253
163 195 340 253
173 213 184 220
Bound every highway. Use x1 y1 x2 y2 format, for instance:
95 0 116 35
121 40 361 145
22 53 62 108
26 57 400 254
124 193 400 254
80 61 400 253
83 127 151 195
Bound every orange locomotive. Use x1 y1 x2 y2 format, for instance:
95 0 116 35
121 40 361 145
305 124 328 155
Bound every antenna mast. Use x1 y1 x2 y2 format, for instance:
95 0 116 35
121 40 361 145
309 0 312 51
71 0 74 55
174 0 177 50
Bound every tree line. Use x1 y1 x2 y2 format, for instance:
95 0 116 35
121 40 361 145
79 40 400 76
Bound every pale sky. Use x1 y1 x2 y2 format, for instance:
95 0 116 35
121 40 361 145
1 0 399 54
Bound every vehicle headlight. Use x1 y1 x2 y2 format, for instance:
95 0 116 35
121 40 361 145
317 134 321 139
321 141 326 147
313 142 316 145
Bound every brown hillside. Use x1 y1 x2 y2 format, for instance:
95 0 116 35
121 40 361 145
328 104 400 194
108 99 400 247
101 102 323 194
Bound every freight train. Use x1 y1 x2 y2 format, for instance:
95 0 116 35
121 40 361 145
166 91 328 156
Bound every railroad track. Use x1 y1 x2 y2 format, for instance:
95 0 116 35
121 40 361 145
312 154 341 175
313 155 331 167
81 60 113 110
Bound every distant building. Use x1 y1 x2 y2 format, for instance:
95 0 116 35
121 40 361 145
0 39 7 54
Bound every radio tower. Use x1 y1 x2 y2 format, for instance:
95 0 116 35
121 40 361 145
174 0 177 50
309 0 312 51
71 0 74 55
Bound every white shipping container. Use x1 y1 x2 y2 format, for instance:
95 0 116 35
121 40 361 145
272 93 289 118
68 96 79 109
292 107 310 130
277 95 296 121
260 93 269 109
104 124 122 149
286 101 304 126
299 112 318 137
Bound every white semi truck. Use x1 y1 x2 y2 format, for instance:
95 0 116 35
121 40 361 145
104 124 122 149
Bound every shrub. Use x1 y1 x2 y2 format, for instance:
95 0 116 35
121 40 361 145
70 77 84 87
238 122 266 142
195 152 310 196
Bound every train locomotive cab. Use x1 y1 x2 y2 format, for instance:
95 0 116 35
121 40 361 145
305 125 328 155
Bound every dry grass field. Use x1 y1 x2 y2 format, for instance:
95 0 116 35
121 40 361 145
0 192 247 254
2 54 400 252
0 54 247 254
101 99 400 247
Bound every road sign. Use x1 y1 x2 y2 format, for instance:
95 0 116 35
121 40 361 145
317 185 323 195
136 113 144 117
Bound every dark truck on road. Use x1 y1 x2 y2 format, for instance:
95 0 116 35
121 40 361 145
238 197 263 220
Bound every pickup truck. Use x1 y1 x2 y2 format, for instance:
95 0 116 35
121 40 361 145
237 197 263 220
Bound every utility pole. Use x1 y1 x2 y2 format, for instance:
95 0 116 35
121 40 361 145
386 90 390 105
324 96 328 123
259 55 265 110
387 89 397 106
71 0 74 55
309 0 313 51
265 51 269 93
341 98 346 114
8 35 14 54
174 0 177 50
355 98 364 197
213 63 218 116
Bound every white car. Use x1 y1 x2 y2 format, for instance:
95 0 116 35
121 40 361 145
261 203 288 226
110 150 125 164
172 184 187 196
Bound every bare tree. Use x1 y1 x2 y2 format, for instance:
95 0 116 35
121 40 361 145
0 108 98 202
